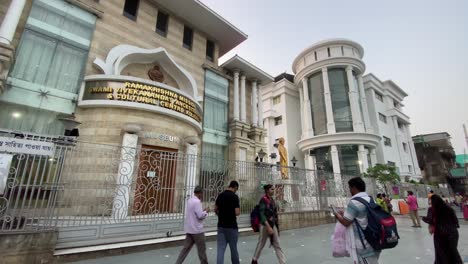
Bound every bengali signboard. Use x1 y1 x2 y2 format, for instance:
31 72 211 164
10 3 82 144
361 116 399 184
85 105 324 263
0 137 55 156
82 80 202 123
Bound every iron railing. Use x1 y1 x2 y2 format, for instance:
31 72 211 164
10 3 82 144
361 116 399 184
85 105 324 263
0 136 450 240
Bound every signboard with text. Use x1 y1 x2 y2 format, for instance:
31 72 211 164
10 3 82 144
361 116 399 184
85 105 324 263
82 80 202 123
0 137 55 156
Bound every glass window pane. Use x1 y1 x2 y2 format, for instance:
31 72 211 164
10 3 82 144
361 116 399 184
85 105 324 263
0 103 64 135
46 42 87 93
10 30 56 84
338 145 359 176
308 72 327 135
329 68 353 132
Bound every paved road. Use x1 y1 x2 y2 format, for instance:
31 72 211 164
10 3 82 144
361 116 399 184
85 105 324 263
73 215 468 264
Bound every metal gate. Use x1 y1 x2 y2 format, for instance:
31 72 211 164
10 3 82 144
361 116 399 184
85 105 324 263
1 134 361 249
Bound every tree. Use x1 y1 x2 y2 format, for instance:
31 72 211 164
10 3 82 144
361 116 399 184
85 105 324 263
363 164 400 194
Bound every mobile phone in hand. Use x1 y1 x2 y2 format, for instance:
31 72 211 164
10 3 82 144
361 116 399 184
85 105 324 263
329 205 337 216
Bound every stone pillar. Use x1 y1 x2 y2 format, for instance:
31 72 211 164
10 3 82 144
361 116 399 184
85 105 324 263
392 116 405 168
357 74 373 133
298 86 305 138
185 142 198 199
233 70 240 121
405 125 421 175
346 66 364 132
251 80 258 126
370 148 377 167
240 74 246 122
331 145 342 193
263 116 270 154
301 78 314 137
0 0 27 45
303 153 309 170
358 144 369 174
322 68 336 134
308 154 316 171
258 84 263 128
112 129 139 220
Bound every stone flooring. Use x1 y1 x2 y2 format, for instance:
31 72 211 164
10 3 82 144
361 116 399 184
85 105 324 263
73 215 468 264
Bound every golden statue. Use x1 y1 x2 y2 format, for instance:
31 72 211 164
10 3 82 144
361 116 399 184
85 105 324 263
278 137 289 179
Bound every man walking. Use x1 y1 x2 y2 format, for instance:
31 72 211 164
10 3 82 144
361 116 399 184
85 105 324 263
335 177 381 264
175 186 210 264
251 184 285 264
405 190 421 227
215 180 240 264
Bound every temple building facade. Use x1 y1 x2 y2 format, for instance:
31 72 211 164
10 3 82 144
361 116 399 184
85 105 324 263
0 0 270 167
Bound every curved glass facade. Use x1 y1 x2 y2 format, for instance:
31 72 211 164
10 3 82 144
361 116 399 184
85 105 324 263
329 68 353 132
308 72 327 135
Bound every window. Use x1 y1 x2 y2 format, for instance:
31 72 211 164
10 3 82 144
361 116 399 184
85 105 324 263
378 113 387 123
393 100 399 108
338 145 360 176
183 25 193 50
274 116 282 126
6 0 95 134
206 40 215 62
273 95 281 105
327 47 331 57
408 165 412 172
10 0 95 94
341 46 344 56
387 161 396 167
123 0 140 21
156 11 169 37
375 92 383 102
314 51 317 61
308 72 327 135
203 71 228 131
403 142 408 152
398 122 404 129
329 68 353 132
383 136 392 146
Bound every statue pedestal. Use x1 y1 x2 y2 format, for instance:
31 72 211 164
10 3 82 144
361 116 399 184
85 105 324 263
275 179 300 212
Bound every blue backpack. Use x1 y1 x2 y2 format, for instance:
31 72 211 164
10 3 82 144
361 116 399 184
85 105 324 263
353 197 400 250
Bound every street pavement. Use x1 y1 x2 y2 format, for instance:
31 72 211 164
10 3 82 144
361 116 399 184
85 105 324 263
73 215 468 264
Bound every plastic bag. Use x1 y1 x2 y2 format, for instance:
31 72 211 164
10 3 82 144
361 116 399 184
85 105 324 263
332 222 349 257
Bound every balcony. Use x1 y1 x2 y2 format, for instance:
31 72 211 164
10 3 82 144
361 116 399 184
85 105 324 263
385 107 410 124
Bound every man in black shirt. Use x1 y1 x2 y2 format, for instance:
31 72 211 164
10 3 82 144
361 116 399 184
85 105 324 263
215 180 240 264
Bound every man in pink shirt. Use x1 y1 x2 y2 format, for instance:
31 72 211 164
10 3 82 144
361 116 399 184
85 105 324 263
176 186 210 264
404 190 421 227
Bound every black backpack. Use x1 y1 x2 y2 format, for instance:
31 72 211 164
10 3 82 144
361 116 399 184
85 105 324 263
250 196 270 232
353 197 400 250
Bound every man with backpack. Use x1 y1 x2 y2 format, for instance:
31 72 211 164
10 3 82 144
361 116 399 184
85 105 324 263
251 184 285 264
335 177 399 264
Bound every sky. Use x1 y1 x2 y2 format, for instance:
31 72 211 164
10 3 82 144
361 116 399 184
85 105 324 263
200 0 468 154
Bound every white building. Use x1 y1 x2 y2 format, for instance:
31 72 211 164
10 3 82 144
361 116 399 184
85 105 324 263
261 39 421 181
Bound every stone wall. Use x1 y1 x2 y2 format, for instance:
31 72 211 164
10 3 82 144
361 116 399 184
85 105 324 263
86 0 220 96
279 210 335 230
0 231 57 264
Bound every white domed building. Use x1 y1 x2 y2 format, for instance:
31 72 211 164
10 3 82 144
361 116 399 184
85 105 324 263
261 39 421 182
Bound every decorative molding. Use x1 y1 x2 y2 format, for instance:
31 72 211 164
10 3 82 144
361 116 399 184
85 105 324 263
65 0 104 18
93 45 199 101
294 57 366 84
297 132 381 151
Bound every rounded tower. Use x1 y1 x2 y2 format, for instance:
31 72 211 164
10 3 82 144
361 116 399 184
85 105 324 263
293 39 380 177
